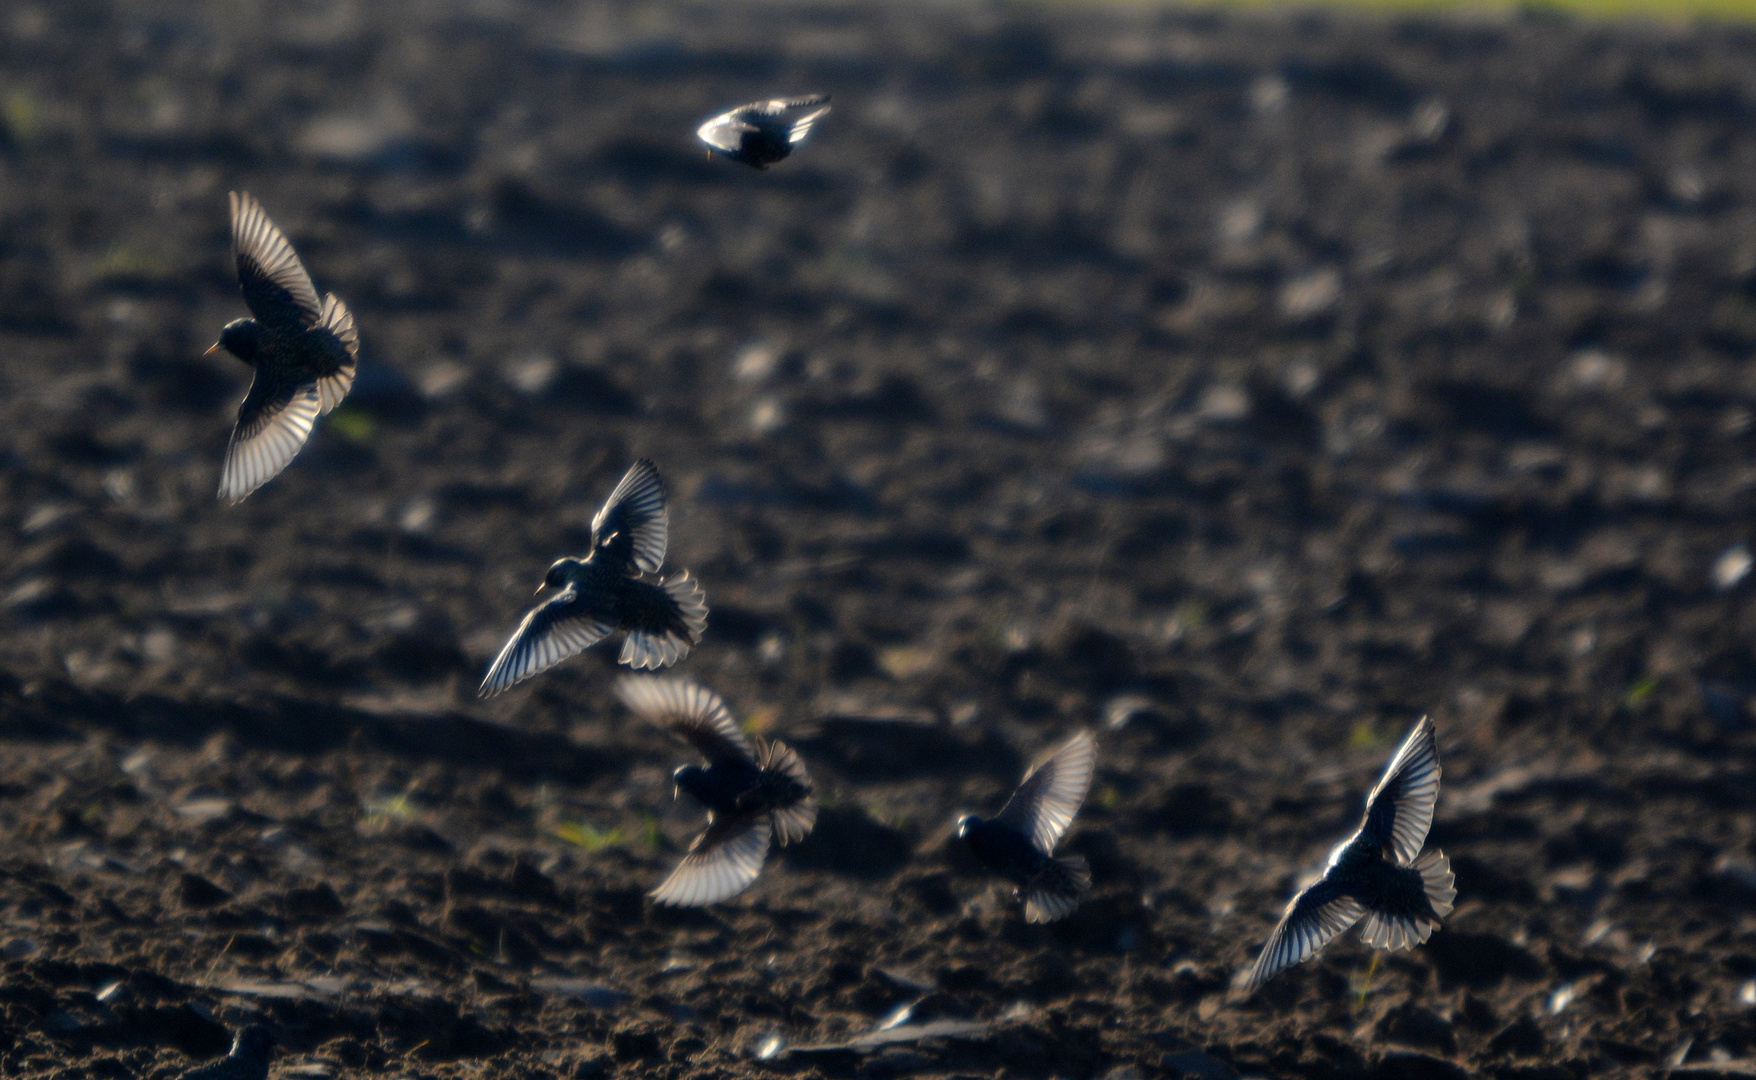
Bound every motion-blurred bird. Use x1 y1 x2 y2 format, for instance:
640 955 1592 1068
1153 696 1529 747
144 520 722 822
207 192 357 504
957 730 1096 922
177 1025 274 1080
1241 715 1456 992
479 460 707 696
617 676 816 906
698 95 831 169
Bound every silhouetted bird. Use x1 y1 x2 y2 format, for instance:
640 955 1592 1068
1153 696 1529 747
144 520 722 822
698 95 831 169
1241 715 1456 992
480 460 707 696
207 192 357 504
177 1025 274 1080
958 730 1096 922
616 676 815 906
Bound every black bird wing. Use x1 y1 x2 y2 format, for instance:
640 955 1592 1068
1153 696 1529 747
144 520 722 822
746 95 831 142
651 813 772 907
1243 878 1368 991
996 729 1096 856
1358 715 1441 866
219 371 322 504
591 459 669 575
230 191 322 334
615 676 756 766
478 589 614 697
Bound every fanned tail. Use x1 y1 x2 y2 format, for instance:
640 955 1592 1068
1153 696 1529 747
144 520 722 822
1415 848 1456 917
619 572 709 671
1022 854 1091 924
761 741 817 846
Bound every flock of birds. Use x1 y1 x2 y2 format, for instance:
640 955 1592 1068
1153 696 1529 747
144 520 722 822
164 95 1458 1075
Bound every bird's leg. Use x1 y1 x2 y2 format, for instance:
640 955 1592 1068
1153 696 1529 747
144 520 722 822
1354 951 1382 1009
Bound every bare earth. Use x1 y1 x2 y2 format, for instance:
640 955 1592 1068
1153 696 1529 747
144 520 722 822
0 1 1754 1077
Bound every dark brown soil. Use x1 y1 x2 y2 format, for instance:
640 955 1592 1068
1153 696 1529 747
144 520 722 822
1 1 1755 1077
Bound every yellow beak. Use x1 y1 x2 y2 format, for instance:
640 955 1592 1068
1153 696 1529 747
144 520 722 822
204 342 221 357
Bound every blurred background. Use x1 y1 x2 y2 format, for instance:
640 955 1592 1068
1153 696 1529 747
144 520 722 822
0 1 1754 1077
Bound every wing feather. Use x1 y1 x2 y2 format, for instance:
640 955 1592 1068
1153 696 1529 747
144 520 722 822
1359 716 1442 866
995 730 1096 855
478 591 613 697
230 191 322 330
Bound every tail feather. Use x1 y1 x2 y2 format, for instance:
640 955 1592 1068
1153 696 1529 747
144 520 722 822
761 741 816 846
619 572 709 671
1415 848 1456 917
1022 854 1090 924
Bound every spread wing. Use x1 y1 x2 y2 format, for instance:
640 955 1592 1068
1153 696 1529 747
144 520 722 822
1242 878 1367 991
230 191 322 332
650 814 771 907
218 374 321 504
615 676 755 766
477 591 613 697
749 95 831 142
591 459 668 575
996 729 1096 855
1358 716 1441 866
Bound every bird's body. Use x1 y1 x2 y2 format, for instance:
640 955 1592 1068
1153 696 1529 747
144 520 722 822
210 192 357 504
479 460 708 696
958 730 1096 923
617 676 816 906
1241 716 1456 991
698 95 831 169
177 1025 273 1080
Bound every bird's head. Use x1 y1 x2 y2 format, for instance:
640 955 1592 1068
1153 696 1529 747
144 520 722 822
207 318 260 364
673 764 707 801
955 814 980 840
233 1025 276 1059
541 558 581 593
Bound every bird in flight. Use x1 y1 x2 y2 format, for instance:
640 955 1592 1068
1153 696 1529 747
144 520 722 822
208 192 357 504
1240 715 1456 992
479 459 707 696
176 1025 275 1080
958 729 1096 922
617 676 816 906
698 95 831 169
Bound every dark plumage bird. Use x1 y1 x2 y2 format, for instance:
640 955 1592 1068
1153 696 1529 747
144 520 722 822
957 730 1096 923
1241 716 1456 992
207 192 357 504
177 1025 274 1080
616 676 816 906
479 460 708 696
698 95 831 169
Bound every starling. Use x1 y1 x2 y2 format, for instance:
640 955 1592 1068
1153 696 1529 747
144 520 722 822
479 460 707 696
177 1025 274 1080
698 95 831 169
1241 716 1456 992
616 675 816 906
957 730 1096 923
207 192 358 504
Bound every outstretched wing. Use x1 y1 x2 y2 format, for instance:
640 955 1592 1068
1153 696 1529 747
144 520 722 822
1358 716 1441 866
591 459 669 575
230 191 322 332
477 591 613 697
218 373 321 504
1242 878 1367 991
996 729 1096 855
651 814 772 907
615 676 755 766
